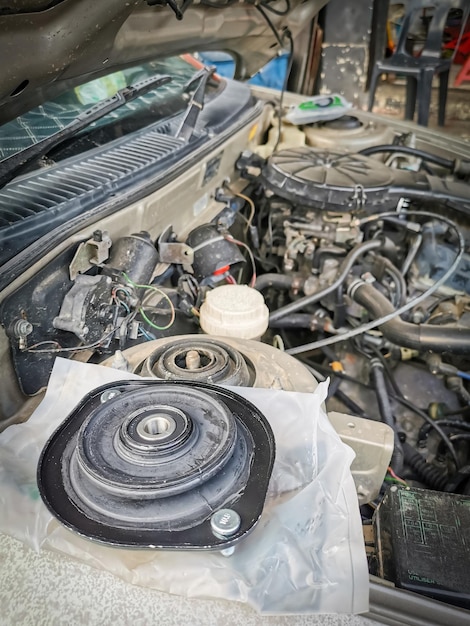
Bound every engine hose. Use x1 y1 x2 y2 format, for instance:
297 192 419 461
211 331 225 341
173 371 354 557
303 363 371 418
403 441 448 491
285 210 464 356
444 465 470 494
254 273 295 292
370 359 404 474
418 419 470 443
382 258 407 307
269 238 383 323
350 280 470 354
328 376 342 399
358 144 454 170
269 314 315 329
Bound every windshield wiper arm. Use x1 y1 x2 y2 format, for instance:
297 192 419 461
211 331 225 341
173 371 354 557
0 74 172 189
176 65 216 142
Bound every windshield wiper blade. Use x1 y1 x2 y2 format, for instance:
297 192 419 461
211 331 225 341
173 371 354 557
176 65 216 142
0 74 172 189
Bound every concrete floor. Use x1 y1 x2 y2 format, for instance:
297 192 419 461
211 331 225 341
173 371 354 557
0 533 379 626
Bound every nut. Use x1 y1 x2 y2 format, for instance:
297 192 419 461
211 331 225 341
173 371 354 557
210 509 241 538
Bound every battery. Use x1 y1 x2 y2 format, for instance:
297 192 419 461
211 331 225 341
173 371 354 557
374 485 470 609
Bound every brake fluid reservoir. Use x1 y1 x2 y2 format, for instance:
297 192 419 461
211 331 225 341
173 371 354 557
199 285 269 340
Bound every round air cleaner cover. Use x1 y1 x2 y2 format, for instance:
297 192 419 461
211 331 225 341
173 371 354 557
262 147 397 212
38 380 275 550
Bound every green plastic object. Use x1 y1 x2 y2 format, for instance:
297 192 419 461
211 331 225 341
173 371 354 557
285 94 352 125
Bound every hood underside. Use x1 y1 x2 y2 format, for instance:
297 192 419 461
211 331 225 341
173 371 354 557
0 0 328 124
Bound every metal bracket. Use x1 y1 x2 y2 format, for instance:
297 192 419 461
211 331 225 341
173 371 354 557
157 226 194 265
69 231 112 281
350 184 367 210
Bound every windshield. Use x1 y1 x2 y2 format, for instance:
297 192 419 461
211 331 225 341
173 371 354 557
0 55 206 164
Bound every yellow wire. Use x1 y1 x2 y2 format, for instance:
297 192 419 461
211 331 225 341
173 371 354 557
234 191 255 228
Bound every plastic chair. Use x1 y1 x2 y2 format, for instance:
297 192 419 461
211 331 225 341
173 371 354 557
368 0 470 126
455 52 470 85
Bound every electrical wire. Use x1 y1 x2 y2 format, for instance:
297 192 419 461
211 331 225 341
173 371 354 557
199 0 238 7
138 307 171 331
139 326 156 341
387 466 408 485
443 405 470 417
253 0 294 153
364 343 404 400
384 476 403 485
358 145 455 170
419 419 470 442
232 190 256 233
274 31 294 153
24 327 118 353
255 2 284 48
122 272 175 331
286 211 465 356
260 0 291 17
383 392 462 469
224 235 257 287
301 362 372 419
450 433 470 442
111 288 131 314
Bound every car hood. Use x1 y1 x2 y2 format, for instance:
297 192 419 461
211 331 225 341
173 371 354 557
0 0 328 125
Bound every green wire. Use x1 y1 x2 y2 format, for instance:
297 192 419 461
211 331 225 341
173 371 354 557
122 272 175 331
139 307 173 332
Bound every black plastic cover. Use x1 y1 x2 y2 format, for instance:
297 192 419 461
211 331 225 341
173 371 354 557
374 485 470 609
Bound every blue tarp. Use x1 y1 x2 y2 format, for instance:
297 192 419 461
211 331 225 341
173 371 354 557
199 52 288 90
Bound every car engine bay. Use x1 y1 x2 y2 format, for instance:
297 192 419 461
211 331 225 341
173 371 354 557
1 86 470 610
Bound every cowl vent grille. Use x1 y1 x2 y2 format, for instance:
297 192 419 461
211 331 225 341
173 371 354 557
0 122 197 263
0 129 183 227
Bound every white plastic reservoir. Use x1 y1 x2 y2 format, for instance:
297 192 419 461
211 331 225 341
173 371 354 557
199 284 269 340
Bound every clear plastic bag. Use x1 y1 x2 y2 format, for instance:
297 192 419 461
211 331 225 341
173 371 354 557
0 357 368 614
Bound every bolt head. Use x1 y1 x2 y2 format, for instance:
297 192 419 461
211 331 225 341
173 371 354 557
14 320 33 338
210 509 241 538
100 389 121 403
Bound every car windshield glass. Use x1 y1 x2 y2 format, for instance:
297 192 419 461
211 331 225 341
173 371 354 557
0 55 202 163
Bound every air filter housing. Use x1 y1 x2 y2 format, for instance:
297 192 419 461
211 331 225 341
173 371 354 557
262 147 397 212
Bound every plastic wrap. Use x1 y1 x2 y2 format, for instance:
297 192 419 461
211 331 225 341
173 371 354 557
0 357 368 614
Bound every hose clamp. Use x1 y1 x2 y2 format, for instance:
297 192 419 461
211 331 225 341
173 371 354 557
347 278 365 300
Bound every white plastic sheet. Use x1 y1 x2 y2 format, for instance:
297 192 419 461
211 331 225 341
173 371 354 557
0 357 369 614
